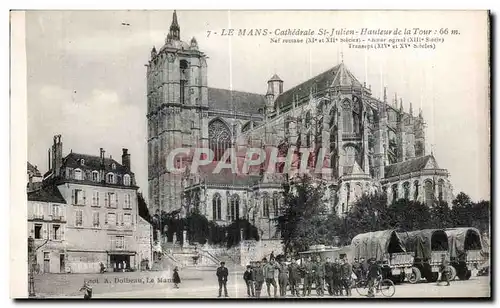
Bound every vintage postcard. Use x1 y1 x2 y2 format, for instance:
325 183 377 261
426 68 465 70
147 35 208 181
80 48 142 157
10 10 490 299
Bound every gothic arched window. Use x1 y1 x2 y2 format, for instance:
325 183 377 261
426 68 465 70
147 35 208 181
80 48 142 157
424 180 434 207
329 106 337 128
262 193 270 218
180 60 188 104
212 194 222 221
209 119 232 161
438 179 445 202
272 193 279 216
392 184 398 202
353 97 362 134
228 195 240 221
414 180 419 201
342 100 352 133
403 182 410 199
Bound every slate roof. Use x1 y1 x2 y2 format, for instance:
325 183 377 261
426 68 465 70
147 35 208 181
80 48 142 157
384 155 435 178
274 63 363 109
208 87 266 114
268 74 283 82
27 184 66 204
62 152 129 174
27 162 41 177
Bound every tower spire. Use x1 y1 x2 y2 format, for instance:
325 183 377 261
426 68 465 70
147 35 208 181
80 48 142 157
400 98 403 112
169 10 180 41
409 102 413 116
383 87 387 102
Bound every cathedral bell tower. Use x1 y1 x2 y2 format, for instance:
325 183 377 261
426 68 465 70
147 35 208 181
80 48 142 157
147 11 208 214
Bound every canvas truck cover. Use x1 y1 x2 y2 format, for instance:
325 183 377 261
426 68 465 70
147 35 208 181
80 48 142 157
351 230 406 261
397 229 449 260
445 228 483 259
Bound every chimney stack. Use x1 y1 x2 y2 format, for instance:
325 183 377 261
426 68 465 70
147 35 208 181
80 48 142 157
52 135 63 177
100 148 105 165
122 148 131 171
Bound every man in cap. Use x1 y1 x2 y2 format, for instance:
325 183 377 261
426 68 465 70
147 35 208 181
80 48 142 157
277 257 289 297
324 257 335 296
313 255 326 296
332 258 342 296
288 257 301 297
301 256 314 296
216 261 229 298
253 260 265 298
367 258 382 297
340 258 352 296
263 257 278 297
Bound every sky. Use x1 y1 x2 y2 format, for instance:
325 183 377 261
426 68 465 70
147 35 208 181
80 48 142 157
25 10 490 202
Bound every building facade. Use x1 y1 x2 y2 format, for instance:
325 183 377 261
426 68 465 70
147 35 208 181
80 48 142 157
147 12 454 239
30 135 151 273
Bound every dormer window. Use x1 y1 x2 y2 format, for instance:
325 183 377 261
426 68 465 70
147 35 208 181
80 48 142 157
80 159 85 166
74 169 83 180
107 173 115 184
123 174 131 186
92 171 99 182
112 163 116 170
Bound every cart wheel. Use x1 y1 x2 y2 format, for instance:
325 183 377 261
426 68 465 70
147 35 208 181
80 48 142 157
379 279 395 297
407 267 421 284
447 266 457 281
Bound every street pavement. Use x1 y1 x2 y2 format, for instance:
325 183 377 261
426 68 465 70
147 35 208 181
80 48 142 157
33 266 490 299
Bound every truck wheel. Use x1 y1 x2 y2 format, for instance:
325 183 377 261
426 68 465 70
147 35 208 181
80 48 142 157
426 272 439 282
407 267 421 284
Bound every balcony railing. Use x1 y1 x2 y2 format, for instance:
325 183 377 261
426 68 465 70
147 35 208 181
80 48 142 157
51 215 65 222
32 214 44 220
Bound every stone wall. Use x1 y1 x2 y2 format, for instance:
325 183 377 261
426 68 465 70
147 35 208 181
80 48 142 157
239 239 283 266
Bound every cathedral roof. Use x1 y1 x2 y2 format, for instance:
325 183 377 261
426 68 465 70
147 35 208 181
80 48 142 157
384 155 439 178
28 184 66 204
274 62 362 109
208 87 266 115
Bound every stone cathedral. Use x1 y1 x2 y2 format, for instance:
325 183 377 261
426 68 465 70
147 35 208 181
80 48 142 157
147 12 453 239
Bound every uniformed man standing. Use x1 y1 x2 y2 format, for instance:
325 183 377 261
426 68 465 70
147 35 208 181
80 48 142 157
324 257 334 296
277 258 289 297
332 258 342 296
253 261 265 298
216 261 229 298
360 257 369 280
288 257 301 297
313 256 326 296
367 258 382 297
301 256 314 296
263 257 278 297
340 258 352 296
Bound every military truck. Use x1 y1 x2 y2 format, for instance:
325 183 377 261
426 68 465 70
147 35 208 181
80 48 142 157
351 230 414 282
397 229 450 283
445 227 486 280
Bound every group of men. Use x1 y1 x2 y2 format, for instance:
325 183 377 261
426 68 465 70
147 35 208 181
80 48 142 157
241 255 382 298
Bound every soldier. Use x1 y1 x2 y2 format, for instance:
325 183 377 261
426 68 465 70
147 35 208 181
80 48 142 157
313 256 326 296
324 257 335 296
243 265 255 297
332 258 342 296
263 257 278 297
367 258 382 297
253 261 265 298
360 257 369 280
340 258 352 296
277 257 289 297
437 254 451 286
288 257 301 297
301 256 314 296
216 261 229 298
352 258 362 282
